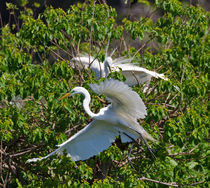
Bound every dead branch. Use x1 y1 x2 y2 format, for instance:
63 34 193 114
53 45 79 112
138 176 205 187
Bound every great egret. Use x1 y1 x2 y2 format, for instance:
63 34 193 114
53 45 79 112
27 79 155 162
72 56 168 86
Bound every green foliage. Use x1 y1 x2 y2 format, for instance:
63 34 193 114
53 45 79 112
0 1 209 187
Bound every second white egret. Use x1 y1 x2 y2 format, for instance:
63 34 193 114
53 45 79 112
72 56 168 86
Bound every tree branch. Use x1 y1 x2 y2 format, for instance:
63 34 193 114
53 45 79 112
139 176 205 187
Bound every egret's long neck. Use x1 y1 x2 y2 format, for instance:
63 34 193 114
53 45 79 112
82 90 97 118
104 59 110 77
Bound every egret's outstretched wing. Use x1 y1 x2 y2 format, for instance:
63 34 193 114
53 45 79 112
90 79 147 119
112 63 168 86
71 56 103 79
27 120 119 162
71 56 95 68
112 56 133 65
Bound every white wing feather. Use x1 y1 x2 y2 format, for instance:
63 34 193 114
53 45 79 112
71 56 167 85
90 79 147 119
27 120 119 162
112 62 168 86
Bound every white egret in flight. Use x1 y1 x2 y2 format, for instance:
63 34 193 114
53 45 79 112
27 79 155 162
72 55 168 86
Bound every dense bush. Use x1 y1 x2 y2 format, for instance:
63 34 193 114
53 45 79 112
0 0 209 187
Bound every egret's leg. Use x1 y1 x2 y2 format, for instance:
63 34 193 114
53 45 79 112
137 132 156 159
122 132 156 159
122 132 135 142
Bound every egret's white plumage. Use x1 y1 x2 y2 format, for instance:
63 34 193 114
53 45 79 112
72 56 168 86
27 79 155 162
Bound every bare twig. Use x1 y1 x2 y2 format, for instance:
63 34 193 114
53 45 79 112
145 83 158 97
168 143 200 157
131 71 141 86
9 145 43 158
46 46 67 62
180 59 187 84
139 176 205 187
95 96 107 104
146 91 167 104
0 140 2 175
88 1 95 71
132 39 152 60
65 124 81 135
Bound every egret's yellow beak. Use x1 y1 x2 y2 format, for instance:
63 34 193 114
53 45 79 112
58 93 70 101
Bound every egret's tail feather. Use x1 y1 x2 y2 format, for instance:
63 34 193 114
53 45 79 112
141 130 157 142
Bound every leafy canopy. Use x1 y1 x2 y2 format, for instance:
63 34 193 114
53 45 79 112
0 0 209 187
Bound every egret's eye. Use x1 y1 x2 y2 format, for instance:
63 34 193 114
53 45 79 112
70 90 78 97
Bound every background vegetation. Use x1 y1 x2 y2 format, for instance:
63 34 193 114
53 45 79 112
0 0 209 187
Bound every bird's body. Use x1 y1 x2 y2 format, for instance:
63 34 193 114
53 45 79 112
72 56 108 79
27 79 155 162
72 56 168 86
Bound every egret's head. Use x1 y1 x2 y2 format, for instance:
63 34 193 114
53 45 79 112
59 87 86 101
70 87 85 96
